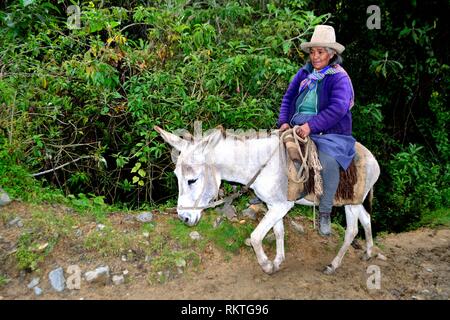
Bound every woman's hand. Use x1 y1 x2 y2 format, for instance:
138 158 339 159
279 123 290 132
295 123 311 138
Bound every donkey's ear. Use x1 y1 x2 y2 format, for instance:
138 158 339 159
154 126 189 151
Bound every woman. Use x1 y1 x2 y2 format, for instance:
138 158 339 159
278 25 355 236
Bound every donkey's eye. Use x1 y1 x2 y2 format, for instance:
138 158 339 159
187 179 197 186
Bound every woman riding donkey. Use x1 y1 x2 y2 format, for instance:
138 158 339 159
278 25 356 237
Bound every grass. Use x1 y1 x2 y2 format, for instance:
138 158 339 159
417 208 450 228
15 232 53 272
12 208 79 272
84 226 128 257
169 209 254 254
0 275 10 287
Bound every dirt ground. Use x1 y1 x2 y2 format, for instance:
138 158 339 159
1 201 449 300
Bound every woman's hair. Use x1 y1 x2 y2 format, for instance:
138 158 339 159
306 47 343 66
325 47 343 66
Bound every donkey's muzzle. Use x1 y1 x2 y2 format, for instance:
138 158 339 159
178 211 199 226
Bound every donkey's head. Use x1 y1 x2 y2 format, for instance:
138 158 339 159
155 126 223 226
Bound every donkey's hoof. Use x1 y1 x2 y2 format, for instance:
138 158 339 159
323 264 335 275
273 258 284 272
261 261 274 274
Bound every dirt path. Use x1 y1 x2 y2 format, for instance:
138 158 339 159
1 202 449 300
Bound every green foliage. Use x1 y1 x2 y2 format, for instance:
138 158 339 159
374 144 449 231
170 210 253 253
15 232 53 271
0 275 9 287
416 208 450 229
0 0 329 208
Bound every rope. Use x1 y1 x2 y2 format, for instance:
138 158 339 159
177 138 280 211
281 127 324 229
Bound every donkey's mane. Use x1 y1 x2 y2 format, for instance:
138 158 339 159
207 126 279 142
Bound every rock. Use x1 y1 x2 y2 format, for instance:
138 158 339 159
27 277 40 289
241 208 257 220
290 220 305 234
48 267 65 292
34 287 43 296
189 231 201 241
84 266 110 284
376 253 387 261
244 238 252 247
0 188 11 206
8 217 23 228
112 275 124 285
136 212 153 223
217 204 237 221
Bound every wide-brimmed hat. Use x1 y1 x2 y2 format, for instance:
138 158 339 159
300 25 345 54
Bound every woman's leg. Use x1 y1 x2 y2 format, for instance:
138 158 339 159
318 150 340 236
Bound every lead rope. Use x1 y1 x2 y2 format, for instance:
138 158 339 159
281 127 323 229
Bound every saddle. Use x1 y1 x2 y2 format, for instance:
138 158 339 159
283 133 367 206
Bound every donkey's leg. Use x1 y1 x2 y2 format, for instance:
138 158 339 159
272 219 285 272
357 205 374 260
250 202 293 274
324 205 359 275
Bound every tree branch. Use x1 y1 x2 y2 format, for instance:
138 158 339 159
31 155 96 177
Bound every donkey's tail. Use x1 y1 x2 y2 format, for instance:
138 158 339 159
363 187 374 215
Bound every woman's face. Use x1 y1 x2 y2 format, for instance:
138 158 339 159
309 47 334 70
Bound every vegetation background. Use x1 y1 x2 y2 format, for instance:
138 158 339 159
1 0 449 233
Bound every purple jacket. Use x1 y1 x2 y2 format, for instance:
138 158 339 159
277 63 354 135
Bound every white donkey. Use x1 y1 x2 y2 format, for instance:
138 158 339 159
155 126 380 274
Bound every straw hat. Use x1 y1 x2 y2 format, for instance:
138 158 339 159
300 25 345 54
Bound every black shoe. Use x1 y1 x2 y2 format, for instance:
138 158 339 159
319 212 331 236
